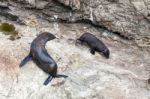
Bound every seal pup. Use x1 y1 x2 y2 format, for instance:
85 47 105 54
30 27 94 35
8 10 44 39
77 33 110 58
19 32 68 85
148 78 150 84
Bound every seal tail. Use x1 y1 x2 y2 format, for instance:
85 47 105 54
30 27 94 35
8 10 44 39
43 75 53 85
19 53 32 67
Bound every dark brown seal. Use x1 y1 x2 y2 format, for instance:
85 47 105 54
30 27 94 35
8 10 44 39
19 32 68 85
148 78 150 84
77 33 110 58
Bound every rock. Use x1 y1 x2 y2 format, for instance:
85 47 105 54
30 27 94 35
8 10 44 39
0 18 150 99
1 0 150 47
55 0 150 47
14 0 49 9
0 0 150 98
35 0 49 9
56 0 80 10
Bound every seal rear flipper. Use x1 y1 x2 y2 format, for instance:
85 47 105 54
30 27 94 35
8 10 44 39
56 74 68 78
19 53 32 67
43 75 53 85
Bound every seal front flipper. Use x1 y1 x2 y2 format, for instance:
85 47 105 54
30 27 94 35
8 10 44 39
90 47 96 55
19 53 32 67
44 75 53 85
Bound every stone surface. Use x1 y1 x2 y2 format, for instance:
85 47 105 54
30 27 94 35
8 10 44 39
0 0 150 99
0 16 150 99
56 0 80 10
5 0 149 47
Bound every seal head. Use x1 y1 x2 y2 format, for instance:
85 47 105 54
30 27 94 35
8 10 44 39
37 32 56 41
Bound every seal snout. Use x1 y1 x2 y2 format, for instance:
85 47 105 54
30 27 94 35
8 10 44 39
47 33 56 40
102 49 110 59
39 32 56 41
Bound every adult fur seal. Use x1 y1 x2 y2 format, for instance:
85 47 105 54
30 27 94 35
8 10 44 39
77 33 110 58
19 32 68 85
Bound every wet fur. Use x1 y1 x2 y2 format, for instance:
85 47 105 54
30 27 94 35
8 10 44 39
77 33 110 58
20 32 67 85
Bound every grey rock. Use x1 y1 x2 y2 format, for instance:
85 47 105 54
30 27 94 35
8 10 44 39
53 0 150 47
0 0 150 99
1 0 150 47
0 17 150 99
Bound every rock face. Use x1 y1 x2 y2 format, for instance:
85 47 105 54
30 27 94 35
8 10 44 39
54 0 150 47
56 0 80 10
0 0 150 99
1 0 149 47
0 19 150 99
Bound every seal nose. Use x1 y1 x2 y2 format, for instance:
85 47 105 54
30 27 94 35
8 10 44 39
102 49 110 59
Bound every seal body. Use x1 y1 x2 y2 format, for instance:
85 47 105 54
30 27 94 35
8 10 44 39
20 32 67 85
77 33 110 58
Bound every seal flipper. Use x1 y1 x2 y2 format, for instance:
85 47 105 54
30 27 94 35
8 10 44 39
19 53 32 67
44 75 53 85
56 74 68 78
90 47 96 55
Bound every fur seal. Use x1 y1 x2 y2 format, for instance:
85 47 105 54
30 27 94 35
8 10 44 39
77 33 110 58
148 78 150 84
19 32 68 85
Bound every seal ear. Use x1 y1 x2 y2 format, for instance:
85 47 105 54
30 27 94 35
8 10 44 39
19 53 32 67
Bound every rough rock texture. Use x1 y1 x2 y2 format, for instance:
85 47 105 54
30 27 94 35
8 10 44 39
0 0 150 99
54 0 150 47
0 0 149 47
0 16 150 99
56 0 80 10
